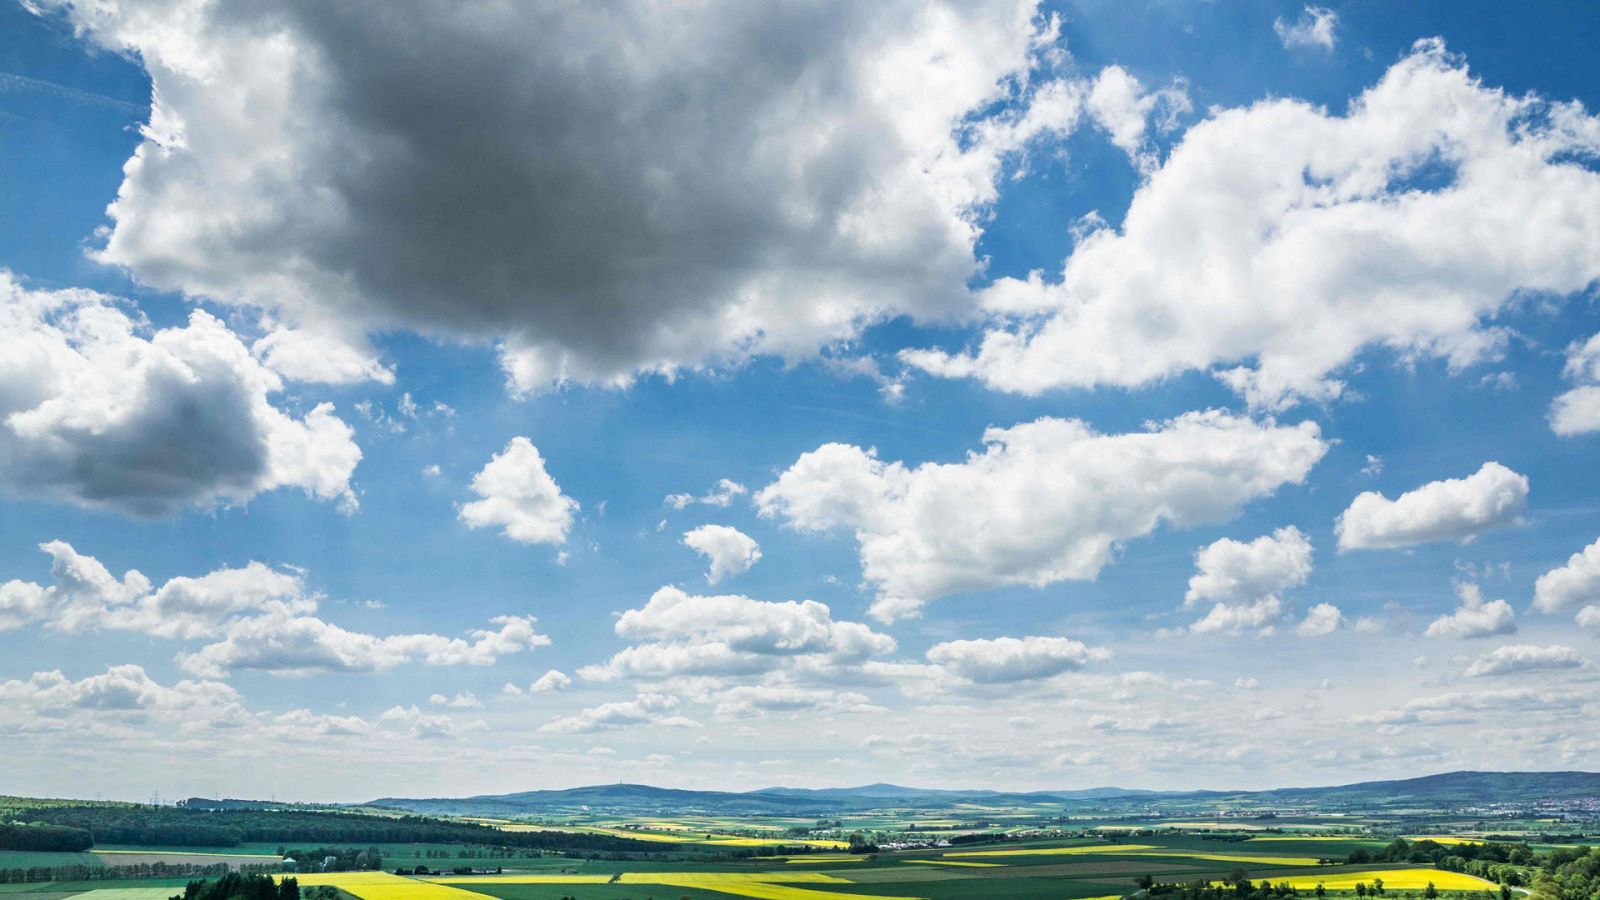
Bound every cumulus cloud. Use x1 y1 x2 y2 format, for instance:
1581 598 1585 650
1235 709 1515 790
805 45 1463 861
1550 333 1600 435
1335 462 1528 551
683 525 762 585
1465 644 1586 677
530 670 572 694
0 271 360 516
1274 6 1338 51
759 411 1325 620
579 586 894 681
1 541 550 681
1083 66 1191 173
1424 582 1517 639
0 540 309 638
459 437 578 545
251 327 392 386
713 686 881 719
904 42 1600 409
1354 687 1579 727
1579 606 1600 633
542 693 697 734
665 479 746 510
924 635 1110 684
33 0 1093 393
1183 526 1313 633
1296 602 1345 637
1187 597 1283 636
1534 535 1600 614
0 664 239 716
178 613 549 678
428 691 483 709
381 705 467 740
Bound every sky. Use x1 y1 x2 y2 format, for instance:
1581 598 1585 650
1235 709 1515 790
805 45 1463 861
1 0 1599 804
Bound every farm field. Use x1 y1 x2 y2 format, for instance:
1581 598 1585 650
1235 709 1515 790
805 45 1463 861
0 811 1574 900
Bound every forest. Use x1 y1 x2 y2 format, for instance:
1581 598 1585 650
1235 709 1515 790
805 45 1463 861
9 806 656 852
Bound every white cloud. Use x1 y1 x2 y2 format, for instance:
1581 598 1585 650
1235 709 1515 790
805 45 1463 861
251 327 392 386
904 42 1600 409
1186 526 1313 606
459 437 578 545
683 525 762 585
0 271 360 516
1188 597 1283 636
1424 582 1517 639
0 541 550 684
1084 66 1191 173
0 540 310 638
713 686 880 719
381 705 466 740
1465 644 1586 677
1550 333 1600 435
580 586 894 681
665 479 747 510
530 669 572 694
1180 529 1332 637
0 664 240 716
428 691 483 709
1551 386 1600 436
760 411 1325 621
1579 605 1600 633
1355 687 1579 727
1296 602 1345 637
1088 713 1182 733
177 612 549 678
542 693 696 734
1273 6 1338 51
1335 462 1528 551
34 0 1082 393
1534 535 1600 614
924 635 1110 684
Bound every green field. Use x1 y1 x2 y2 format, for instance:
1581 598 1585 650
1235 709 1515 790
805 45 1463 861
0 811 1569 900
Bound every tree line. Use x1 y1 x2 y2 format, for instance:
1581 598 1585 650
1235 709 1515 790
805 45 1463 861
1350 839 1537 886
172 873 297 900
278 846 383 872
0 822 94 852
0 862 278 885
1526 845 1598 900
11 806 658 853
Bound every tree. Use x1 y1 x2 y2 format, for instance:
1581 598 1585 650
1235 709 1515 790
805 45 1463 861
1357 883 1368 897
1314 884 1326 899
1424 883 1438 899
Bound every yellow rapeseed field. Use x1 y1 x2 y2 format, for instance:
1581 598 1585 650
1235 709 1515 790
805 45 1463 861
1127 852 1329 866
1249 837 1364 842
281 872 494 900
948 843 1158 858
905 859 1002 868
1265 870 1496 891
435 871 908 900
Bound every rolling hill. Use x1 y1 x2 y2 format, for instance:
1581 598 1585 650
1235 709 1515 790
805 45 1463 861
367 770 1600 817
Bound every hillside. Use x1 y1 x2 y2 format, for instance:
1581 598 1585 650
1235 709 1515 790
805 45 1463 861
368 770 1600 817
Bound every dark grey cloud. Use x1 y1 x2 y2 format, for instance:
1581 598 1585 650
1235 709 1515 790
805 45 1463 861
42 0 1059 390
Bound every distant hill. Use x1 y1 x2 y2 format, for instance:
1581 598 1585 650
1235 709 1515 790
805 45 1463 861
367 770 1600 817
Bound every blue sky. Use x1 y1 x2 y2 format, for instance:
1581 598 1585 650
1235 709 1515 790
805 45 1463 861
1 0 1598 801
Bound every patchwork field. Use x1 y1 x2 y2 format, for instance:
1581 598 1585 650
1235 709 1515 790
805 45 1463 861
0 825 1550 900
